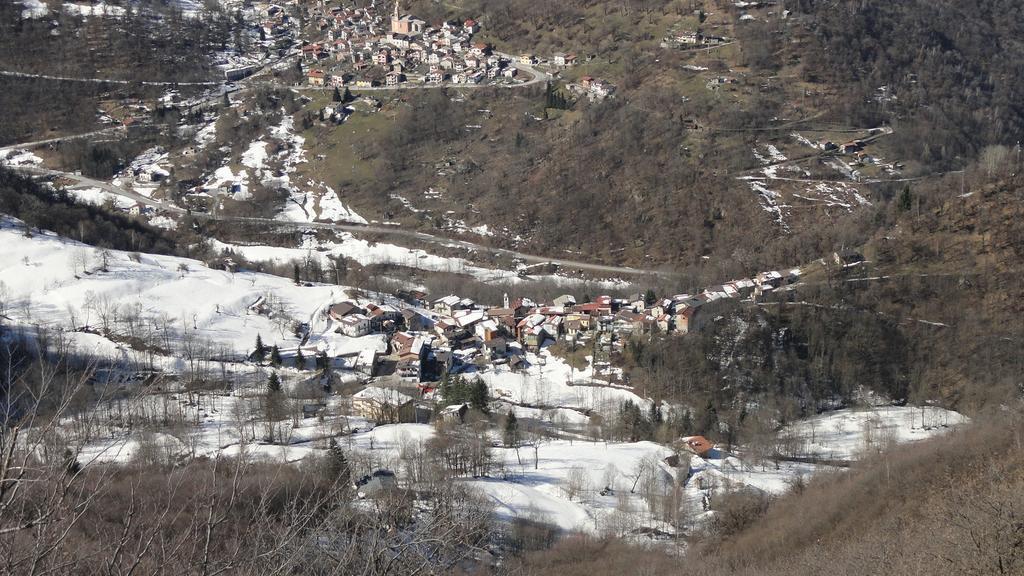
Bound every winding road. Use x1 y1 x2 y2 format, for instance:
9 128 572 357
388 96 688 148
0 70 221 87
2 55 641 279
9 165 664 278
0 126 126 154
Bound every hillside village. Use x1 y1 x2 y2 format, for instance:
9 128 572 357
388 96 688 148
298 263 811 424
299 1 516 87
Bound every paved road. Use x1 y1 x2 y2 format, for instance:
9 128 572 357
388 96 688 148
13 165 187 213
2 56 653 277
10 165 664 278
0 126 126 154
0 69 222 86
213 216 661 277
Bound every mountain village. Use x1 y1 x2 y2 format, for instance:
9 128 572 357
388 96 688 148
299 2 514 88
292 264 809 424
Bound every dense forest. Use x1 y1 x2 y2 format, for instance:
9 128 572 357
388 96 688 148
788 0 1024 167
319 0 1024 274
591 155 1024 452
0 0 235 144
0 167 182 255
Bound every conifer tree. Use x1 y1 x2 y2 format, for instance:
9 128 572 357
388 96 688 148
268 371 281 393
469 377 489 414
328 439 350 484
649 401 663 426
644 288 657 306
294 346 306 370
503 411 520 447
439 373 452 404
333 86 342 102
898 185 913 212
269 345 282 367
254 334 267 362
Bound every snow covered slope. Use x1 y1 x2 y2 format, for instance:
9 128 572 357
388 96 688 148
782 406 968 461
0 216 372 364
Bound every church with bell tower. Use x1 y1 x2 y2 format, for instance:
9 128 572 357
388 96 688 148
390 2 423 36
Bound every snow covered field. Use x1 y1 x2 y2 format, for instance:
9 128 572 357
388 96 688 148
469 439 677 533
75 392 374 465
479 348 646 413
66 399 971 537
65 186 137 210
782 406 968 461
0 217 972 540
211 236 626 289
0 216 376 366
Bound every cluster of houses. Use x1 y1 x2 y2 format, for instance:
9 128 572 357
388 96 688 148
568 76 616 100
259 3 294 42
301 1 518 87
325 268 804 387
665 30 730 49
815 133 902 176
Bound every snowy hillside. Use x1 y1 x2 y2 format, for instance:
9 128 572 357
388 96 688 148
782 406 969 461
0 216 973 543
0 215 376 367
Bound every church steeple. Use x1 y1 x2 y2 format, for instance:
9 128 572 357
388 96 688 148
392 0 400 20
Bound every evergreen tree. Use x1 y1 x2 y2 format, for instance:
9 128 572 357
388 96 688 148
295 346 306 370
293 262 301 285
269 344 282 367
618 400 651 441
649 401 663 426
503 411 520 447
469 377 489 414
442 374 471 405
439 373 453 403
254 334 267 362
644 288 657 306
333 86 342 102
268 371 282 393
898 185 913 212
222 91 230 108
327 439 350 484
699 400 719 437
342 86 353 103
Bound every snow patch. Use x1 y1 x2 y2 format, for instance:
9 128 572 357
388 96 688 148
65 186 136 210
18 0 49 18
0 149 43 167
63 2 126 17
